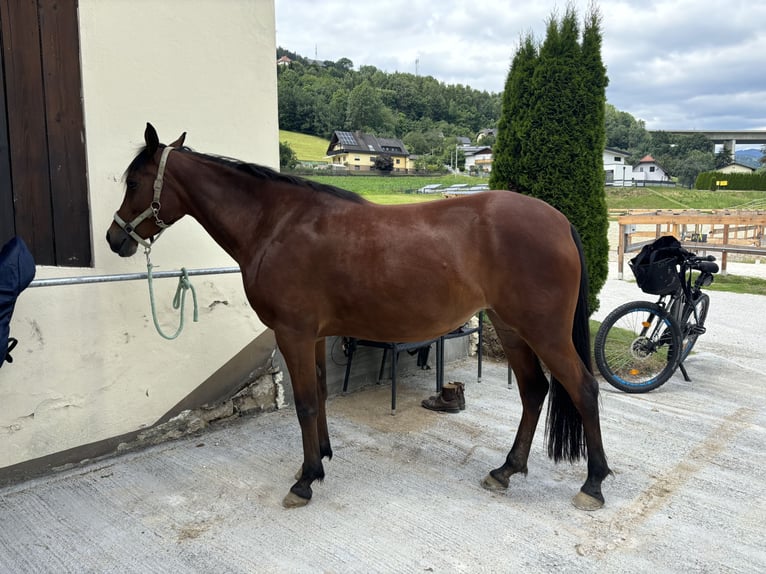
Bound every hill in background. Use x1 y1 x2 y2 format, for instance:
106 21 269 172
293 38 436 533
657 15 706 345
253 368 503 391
736 148 764 168
279 130 329 162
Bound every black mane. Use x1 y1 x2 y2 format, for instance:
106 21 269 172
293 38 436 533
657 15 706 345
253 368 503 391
125 145 365 204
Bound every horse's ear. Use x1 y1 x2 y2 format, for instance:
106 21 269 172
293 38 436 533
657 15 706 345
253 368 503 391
144 123 160 155
169 132 186 148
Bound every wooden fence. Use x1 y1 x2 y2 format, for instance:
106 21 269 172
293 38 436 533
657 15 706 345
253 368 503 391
615 209 766 278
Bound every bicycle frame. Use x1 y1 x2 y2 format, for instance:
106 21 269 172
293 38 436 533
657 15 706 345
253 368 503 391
653 259 717 379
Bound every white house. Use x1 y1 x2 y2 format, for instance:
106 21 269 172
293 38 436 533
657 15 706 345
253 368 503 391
1 1 278 482
462 146 493 173
603 147 631 186
633 154 672 183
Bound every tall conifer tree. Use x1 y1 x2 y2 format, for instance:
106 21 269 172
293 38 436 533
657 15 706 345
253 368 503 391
490 6 609 313
490 35 537 193
578 9 610 307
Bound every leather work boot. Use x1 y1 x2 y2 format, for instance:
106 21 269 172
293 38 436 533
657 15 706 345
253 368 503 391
421 383 461 413
451 381 466 410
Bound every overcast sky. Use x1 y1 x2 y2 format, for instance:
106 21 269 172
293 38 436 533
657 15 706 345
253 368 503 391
274 0 766 134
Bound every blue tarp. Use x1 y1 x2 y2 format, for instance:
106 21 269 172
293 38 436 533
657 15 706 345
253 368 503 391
0 237 36 368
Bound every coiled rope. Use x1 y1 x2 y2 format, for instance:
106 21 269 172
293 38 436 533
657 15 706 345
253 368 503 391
145 250 198 339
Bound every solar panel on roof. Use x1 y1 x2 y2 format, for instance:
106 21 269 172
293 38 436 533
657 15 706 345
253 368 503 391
337 131 357 146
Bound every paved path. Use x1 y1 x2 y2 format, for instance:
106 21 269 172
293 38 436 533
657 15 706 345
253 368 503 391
0 263 764 573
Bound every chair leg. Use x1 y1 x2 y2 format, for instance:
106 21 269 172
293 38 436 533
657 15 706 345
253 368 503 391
436 338 444 392
343 338 356 393
390 349 398 415
378 348 388 383
477 313 483 384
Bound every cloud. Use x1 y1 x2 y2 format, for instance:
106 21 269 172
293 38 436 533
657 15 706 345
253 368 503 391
276 0 766 130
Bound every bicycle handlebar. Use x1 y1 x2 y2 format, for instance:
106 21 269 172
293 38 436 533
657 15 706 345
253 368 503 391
680 251 718 274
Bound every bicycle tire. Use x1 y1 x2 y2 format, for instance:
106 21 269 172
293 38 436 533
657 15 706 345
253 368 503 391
679 292 710 363
594 300 683 393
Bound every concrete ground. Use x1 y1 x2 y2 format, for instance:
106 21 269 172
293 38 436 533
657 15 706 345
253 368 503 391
1 261 764 573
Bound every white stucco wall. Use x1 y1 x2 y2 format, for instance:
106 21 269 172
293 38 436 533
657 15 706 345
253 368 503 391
1 1 278 469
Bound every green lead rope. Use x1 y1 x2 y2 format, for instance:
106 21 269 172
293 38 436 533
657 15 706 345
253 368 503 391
145 252 199 340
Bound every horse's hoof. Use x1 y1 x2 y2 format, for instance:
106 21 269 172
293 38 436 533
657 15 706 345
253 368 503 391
481 473 507 492
572 491 604 511
282 491 311 509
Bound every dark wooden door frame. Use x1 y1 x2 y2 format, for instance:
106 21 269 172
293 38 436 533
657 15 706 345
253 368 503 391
0 0 91 266
0 26 14 242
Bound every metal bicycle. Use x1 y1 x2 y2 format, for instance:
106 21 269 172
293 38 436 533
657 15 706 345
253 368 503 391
594 237 719 393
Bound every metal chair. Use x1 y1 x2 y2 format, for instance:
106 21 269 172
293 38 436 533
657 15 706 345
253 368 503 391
342 312 483 414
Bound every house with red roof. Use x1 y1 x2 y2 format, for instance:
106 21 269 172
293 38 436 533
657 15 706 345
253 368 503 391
633 154 671 184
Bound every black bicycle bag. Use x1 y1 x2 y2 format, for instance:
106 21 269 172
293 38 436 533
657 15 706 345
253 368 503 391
629 235 684 296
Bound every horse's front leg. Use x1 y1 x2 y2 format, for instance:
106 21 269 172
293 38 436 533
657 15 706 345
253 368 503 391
294 338 333 481
275 330 324 508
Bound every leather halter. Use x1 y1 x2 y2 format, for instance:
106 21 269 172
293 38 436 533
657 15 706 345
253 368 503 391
113 145 174 250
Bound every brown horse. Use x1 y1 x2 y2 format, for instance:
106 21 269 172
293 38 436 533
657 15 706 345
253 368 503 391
107 124 611 510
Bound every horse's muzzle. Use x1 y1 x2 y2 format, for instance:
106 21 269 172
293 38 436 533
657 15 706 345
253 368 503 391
106 223 138 257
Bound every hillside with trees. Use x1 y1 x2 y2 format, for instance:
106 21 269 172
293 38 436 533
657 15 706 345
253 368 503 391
277 48 501 170
277 48 760 185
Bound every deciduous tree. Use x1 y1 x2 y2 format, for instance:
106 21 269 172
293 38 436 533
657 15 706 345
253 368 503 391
279 141 298 170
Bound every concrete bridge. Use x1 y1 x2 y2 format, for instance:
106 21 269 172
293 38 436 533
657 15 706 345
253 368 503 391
660 130 766 154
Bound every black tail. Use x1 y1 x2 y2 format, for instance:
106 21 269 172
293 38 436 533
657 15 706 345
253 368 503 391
545 224 591 463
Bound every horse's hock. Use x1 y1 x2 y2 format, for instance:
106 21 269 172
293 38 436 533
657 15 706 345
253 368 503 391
616 209 766 277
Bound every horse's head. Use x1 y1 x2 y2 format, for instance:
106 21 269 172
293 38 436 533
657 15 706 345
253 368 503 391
106 123 187 257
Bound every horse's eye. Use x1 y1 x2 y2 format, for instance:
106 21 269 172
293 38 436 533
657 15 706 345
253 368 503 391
126 180 138 192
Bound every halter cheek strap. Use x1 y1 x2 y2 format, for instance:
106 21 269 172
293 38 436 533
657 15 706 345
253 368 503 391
113 145 175 250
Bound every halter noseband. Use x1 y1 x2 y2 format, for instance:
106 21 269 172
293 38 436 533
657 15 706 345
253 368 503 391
113 145 175 250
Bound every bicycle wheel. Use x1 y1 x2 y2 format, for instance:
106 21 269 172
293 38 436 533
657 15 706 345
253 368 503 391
679 292 710 363
594 301 682 393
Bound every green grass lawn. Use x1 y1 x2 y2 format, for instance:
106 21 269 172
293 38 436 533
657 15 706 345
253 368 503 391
303 176 766 212
702 272 766 295
279 130 330 162
605 186 766 211
305 174 479 198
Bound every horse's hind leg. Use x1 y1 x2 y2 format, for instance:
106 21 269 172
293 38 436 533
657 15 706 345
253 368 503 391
524 322 611 509
481 311 549 492
546 357 610 510
275 331 325 508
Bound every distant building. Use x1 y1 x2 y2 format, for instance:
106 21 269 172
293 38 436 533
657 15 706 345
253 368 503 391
276 55 292 66
603 147 631 186
717 162 756 174
326 130 413 172
462 146 493 173
477 128 497 142
633 154 671 183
